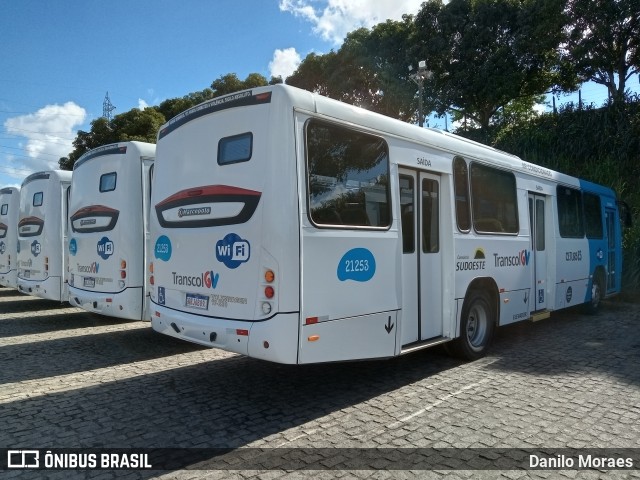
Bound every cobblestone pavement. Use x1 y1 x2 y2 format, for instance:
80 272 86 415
0 287 639 480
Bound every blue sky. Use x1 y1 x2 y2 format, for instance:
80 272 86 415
0 0 636 188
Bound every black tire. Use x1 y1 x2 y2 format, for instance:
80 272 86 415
584 272 604 314
447 290 496 360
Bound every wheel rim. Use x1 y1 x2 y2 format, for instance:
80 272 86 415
466 303 488 352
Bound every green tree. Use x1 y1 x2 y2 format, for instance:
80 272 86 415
563 0 640 103
413 0 567 131
288 18 418 121
59 117 119 170
210 72 269 96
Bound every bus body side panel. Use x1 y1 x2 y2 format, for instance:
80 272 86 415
295 111 400 364
17 171 72 301
149 88 302 364
554 180 597 310
68 142 155 320
581 182 622 300
0 187 20 288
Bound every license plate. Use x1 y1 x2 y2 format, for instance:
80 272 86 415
186 292 209 310
84 277 95 288
23 270 30 279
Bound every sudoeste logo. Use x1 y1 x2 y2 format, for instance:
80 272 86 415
31 240 41 257
69 238 77 256
216 233 250 269
97 237 114 260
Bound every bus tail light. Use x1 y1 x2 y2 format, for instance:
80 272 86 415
149 262 154 273
150 275 155 285
264 270 275 283
265 286 274 299
44 256 49 272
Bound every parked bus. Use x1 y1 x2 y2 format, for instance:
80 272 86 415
148 84 626 364
0 187 20 288
17 170 72 301
68 142 155 320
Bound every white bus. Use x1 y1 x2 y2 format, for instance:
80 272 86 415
148 85 626 364
68 141 155 320
0 187 20 288
17 170 72 301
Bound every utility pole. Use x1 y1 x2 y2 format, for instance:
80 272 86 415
102 92 116 121
409 60 432 128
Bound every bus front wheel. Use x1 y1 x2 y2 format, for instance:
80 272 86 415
447 290 495 360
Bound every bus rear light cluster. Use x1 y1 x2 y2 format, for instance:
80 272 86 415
119 258 127 289
7 254 10 267
261 269 276 316
44 256 49 273
149 262 154 286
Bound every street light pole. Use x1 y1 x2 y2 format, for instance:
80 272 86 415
409 60 431 128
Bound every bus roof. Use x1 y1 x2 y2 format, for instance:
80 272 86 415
22 170 72 187
158 84 616 197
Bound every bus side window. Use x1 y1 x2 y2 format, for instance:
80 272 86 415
557 186 584 238
306 120 390 229
453 157 471 232
470 163 518 234
583 192 603 239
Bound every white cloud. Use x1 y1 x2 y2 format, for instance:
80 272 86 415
269 48 302 80
3 102 86 174
280 0 424 45
138 99 149 110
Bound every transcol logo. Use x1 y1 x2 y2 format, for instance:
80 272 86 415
77 262 99 274
215 233 250 269
493 249 530 268
171 270 220 289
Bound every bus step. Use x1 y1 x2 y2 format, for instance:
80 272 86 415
401 336 449 355
530 311 551 322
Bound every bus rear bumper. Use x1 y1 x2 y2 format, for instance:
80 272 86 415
0 269 18 289
17 276 64 301
150 303 300 364
69 286 146 321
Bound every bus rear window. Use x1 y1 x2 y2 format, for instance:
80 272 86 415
306 120 390 229
100 172 117 192
33 192 43 207
218 132 253 165
1 204 7 215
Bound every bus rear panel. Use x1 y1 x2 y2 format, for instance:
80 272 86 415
0 187 20 288
17 170 72 301
68 142 155 320
149 89 302 363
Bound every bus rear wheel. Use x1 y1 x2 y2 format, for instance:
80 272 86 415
584 272 604 314
447 290 495 360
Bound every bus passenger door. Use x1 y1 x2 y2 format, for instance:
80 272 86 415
528 193 547 311
399 169 443 345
